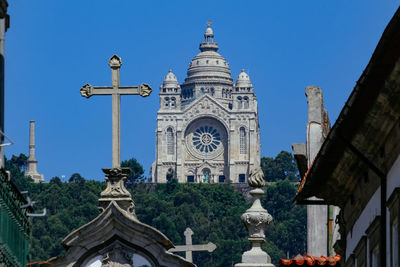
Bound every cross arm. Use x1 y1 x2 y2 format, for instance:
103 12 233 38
169 242 217 253
118 83 152 97
80 85 114 98
80 83 152 98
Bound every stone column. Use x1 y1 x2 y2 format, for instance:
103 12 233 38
235 168 274 267
25 120 44 183
305 86 328 256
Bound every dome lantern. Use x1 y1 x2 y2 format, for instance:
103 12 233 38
204 20 214 42
183 22 233 86
199 21 218 53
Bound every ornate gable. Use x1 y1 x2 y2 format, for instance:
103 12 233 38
183 95 230 127
47 168 195 267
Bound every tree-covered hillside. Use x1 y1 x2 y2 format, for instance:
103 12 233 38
6 151 305 266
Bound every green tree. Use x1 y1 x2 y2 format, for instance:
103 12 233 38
4 151 305 266
121 157 144 183
261 151 299 182
68 173 85 184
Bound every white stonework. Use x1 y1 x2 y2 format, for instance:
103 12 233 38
152 22 261 183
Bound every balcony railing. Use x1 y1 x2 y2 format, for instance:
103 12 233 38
0 168 31 266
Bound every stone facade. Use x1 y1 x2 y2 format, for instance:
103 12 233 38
152 23 260 183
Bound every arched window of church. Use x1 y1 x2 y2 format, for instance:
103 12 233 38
171 97 176 108
243 97 249 109
211 88 215 96
165 97 170 107
237 96 242 109
229 90 232 98
240 127 246 154
167 128 174 155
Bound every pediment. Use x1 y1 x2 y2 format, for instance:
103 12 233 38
47 201 195 267
196 161 217 171
183 95 230 125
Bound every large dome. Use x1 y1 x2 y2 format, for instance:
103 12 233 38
184 23 233 85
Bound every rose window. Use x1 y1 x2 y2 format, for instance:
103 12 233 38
192 126 221 153
185 118 226 160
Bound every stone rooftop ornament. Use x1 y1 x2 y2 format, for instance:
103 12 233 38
235 168 275 267
79 54 153 215
45 56 194 267
80 54 152 169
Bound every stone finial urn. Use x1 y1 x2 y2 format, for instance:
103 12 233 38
235 168 275 267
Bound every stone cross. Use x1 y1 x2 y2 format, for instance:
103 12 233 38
169 227 216 263
80 55 152 168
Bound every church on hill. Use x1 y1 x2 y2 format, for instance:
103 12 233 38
152 22 261 183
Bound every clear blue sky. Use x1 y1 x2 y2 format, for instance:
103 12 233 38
4 1 399 181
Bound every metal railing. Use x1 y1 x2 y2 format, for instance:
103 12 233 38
0 169 31 266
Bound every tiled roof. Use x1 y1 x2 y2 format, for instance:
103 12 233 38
280 254 341 266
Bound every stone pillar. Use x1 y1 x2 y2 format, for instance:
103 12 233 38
305 86 328 256
235 168 274 267
293 86 331 256
25 120 44 182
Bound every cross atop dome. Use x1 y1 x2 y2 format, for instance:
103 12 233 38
206 20 212 27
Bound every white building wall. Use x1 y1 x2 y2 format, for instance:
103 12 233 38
345 155 400 262
345 187 380 261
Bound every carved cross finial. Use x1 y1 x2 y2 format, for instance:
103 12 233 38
206 20 212 27
108 54 122 68
184 227 194 245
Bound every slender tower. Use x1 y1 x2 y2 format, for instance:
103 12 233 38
25 120 44 182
